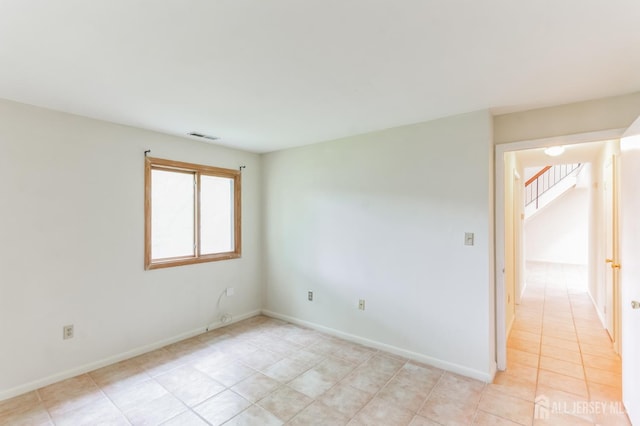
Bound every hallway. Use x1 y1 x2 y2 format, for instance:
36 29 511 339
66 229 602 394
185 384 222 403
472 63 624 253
498 262 629 425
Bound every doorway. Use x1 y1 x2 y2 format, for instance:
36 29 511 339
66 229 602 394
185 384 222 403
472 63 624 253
495 136 630 422
495 133 622 370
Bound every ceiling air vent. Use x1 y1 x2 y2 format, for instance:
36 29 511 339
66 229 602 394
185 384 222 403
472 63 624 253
189 132 219 141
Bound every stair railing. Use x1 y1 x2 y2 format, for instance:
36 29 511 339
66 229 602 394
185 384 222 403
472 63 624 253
525 163 581 209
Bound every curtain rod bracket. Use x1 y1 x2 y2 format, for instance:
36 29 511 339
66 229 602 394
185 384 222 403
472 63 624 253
144 150 151 157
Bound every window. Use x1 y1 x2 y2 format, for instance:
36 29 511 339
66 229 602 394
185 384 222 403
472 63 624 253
145 157 241 269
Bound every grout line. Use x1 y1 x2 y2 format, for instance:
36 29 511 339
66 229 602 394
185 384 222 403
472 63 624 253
151 369 212 426
332 353 408 422
469 380 488 425
33 387 56 425
85 372 133 425
532 263 547 405
566 272 591 402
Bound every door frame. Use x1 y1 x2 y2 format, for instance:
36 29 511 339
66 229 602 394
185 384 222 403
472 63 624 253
494 128 625 370
603 152 621 352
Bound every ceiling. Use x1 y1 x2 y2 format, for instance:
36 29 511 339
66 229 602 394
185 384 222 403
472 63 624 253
517 140 605 170
1 1 639 153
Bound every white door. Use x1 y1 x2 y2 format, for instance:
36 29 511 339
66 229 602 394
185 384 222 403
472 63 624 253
620 130 640 424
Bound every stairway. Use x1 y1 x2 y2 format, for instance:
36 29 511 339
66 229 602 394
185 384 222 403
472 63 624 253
525 163 583 218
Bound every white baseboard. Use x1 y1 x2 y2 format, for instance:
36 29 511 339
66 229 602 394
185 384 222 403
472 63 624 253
0 309 261 402
507 311 516 338
488 360 498 382
261 309 492 383
587 290 607 329
519 281 528 304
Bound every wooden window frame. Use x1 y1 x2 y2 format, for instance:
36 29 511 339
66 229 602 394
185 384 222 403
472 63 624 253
145 157 241 270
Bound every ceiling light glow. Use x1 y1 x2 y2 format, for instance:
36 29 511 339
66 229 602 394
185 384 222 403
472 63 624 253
544 146 565 157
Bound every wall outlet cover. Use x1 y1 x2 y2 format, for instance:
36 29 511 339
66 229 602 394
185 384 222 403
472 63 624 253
63 325 74 340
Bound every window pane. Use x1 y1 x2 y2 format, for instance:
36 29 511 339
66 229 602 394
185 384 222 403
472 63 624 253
201 175 233 254
151 169 195 259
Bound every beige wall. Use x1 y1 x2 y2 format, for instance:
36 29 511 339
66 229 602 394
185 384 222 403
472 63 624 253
494 92 640 144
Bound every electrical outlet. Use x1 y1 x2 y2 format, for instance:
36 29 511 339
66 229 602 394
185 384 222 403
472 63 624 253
308 291 313 301
358 299 365 310
63 325 74 340
226 287 235 296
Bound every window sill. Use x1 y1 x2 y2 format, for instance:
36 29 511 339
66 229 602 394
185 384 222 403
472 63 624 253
145 252 241 270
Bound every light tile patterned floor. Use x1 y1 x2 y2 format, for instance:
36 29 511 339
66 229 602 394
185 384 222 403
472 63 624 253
500 262 629 426
0 262 629 425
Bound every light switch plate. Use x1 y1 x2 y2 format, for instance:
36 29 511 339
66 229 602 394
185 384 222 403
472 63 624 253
465 232 474 246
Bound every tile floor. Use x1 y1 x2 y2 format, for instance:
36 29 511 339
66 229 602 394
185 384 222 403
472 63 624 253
0 262 630 425
499 262 629 426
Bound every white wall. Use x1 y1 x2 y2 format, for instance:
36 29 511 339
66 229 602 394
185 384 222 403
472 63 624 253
0 99 263 398
619 135 640 424
262 111 495 380
525 186 589 265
